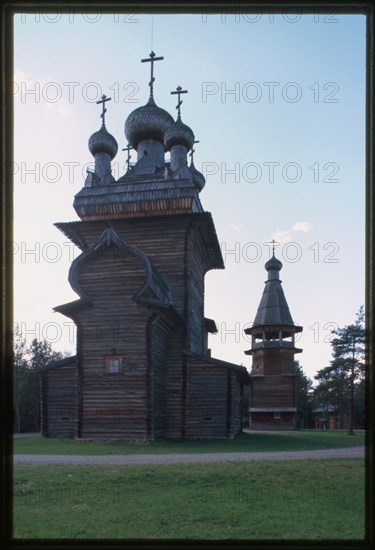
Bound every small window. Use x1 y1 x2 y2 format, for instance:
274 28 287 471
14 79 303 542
274 412 281 419
105 355 123 374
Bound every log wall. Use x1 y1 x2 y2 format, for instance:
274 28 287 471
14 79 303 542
250 349 296 409
250 412 296 430
165 327 185 439
250 375 296 408
74 247 151 440
186 364 228 438
185 224 207 354
149 314 174 439
41 362 76 438
185 355 245 439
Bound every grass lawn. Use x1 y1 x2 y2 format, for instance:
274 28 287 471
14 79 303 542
13 458 364 539
13 429 365 455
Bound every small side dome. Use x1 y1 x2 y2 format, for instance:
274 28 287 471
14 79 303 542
125 96 174 148
164 118 195 151
265 254 283 272
88 124 118 159
189 161 206 192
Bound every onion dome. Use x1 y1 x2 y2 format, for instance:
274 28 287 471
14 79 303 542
164 117 195 151
125 96 174 149
189 160 206 191
88 123 118 159
265 254 283 272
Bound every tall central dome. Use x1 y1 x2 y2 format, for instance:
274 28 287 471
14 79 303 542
123 51 175 171
125 95 174 149
124 51 174 150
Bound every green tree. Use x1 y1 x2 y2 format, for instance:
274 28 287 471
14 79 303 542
313 364 348 429
314 307 366 434
13 335 63 433
13 330 29 433
295 361 313 429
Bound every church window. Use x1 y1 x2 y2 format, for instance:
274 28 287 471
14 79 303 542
105 355 123 374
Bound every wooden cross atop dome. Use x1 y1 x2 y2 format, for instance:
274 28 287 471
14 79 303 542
141 51 164 98
122 143 132 167
171 85 188 118
96 94 111 125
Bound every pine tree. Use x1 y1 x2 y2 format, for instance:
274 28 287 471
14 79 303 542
314 307 366 434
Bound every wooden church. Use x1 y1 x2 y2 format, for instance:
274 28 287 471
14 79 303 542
39 52 303 439
39 52 250 441
244 247 303 430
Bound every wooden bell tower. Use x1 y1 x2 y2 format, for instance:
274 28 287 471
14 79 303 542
244 247 302 430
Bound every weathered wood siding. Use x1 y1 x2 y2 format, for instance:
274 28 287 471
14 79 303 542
41 363 76 438
250 350 296 409
149 314 173 439
249 347 296 430
186 364 228 438
229 371 243 436
63 217 190 316
56 214 222 326
74 246 151 440
185 224 207 354
184 355 246 439
62 215 222 441
261 349 295 375
48 213 248 441
250 376 296 408
250 412 295 430
165 327 185 439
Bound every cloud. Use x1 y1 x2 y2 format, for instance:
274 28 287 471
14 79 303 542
292 221 312 233
271 229 292 244
268 222 312 246
230 224 242 232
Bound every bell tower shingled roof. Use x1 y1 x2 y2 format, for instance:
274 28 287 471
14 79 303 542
253 252 296 327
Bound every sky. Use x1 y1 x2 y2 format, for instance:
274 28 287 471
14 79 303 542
13 11 366 382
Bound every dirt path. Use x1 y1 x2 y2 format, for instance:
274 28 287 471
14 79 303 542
13 446 365 465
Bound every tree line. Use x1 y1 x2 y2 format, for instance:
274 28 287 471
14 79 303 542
13 331 65 433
